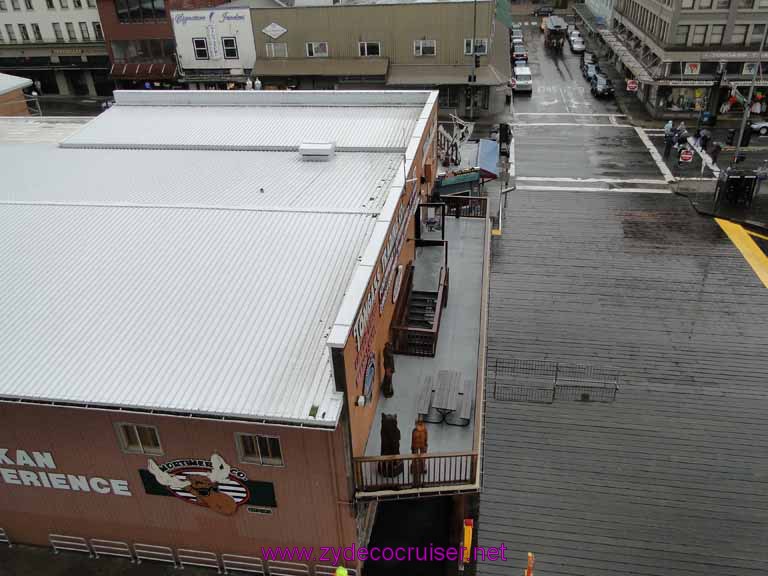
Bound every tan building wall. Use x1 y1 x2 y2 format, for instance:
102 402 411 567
0 89 30 116
341 101 439 458
0 403 357 559
250 2 494 66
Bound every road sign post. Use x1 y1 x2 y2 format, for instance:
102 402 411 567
680 149 694 163
626 79 639 92
509 78 517 89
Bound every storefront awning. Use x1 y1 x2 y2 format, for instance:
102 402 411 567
598 30 654 84
477 139 499 179
386 65 504 87
655 79 717 87
110 63 177 80
729 80 768 87
252 58 388 77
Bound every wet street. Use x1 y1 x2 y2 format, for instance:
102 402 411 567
510 23 671 190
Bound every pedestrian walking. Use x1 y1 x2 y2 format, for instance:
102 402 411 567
710 142 722 166
664 120 674 136
663 131 674 160
699 129 712 152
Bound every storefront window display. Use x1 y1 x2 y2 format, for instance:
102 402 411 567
657 86 707 112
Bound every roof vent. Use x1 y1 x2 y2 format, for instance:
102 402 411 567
299 141 335 162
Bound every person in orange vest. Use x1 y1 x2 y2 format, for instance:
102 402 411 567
411 417 428 485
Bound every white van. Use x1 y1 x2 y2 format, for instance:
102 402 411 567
513 66 533 92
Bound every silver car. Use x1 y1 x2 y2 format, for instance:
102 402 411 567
751 120 768 136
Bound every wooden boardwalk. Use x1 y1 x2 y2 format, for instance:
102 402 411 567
478 191 768 576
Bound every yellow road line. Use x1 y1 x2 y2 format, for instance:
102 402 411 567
716 218 768 288
747 228 768 242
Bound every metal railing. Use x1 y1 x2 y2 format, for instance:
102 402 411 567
353 451 477 493
490 358 619 403
391 267 448 357
444 195 488 218
0 528 11 548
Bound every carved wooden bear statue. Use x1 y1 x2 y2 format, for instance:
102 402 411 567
378 413 404 477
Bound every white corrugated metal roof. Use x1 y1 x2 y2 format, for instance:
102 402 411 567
1 145 401 213
61 94 425 152
0 204 372 425
0 89 438 426
0 72 32 96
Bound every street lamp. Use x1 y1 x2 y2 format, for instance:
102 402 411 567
732 22 768 166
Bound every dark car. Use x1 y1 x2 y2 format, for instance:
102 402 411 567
512 44 529 62
533 6 555 16
591 75 614 98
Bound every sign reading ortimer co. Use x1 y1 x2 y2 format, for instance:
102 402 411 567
0 448 132 496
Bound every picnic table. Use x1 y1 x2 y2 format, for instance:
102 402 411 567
417 370 473 426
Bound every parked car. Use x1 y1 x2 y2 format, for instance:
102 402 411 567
512 37 524 46
512 44 529 62
569 30 583 43
512 66 533 93
751 120 768 136
570 38 586 53
581 51 598 65
533 6 554 16
590 75 614 98
511 29 524 40
583 63 601 80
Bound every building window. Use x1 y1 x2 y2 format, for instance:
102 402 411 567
0 0 6 10
716 0 730 7
65 21 76 40
11 0 19 9
306 41 328 57
709 24 725 44
111 38 175 63
52 22 63 40
236 434 284 466
698 0 713 7
92 21 102 40
738 0 754 7
358 41 380 57
692 25 707 45
116 423 163 455
749 24 765 45
115 0 164 23
24 0 33 9
193 37 208 59
31 23 41 40
674 25 690 45
681 0 693 7
73 0 80 6
18 23 30 41
265 42 287 57
86 0 94 5
222 36 238 59
45 0 53 8
5 24 17 41
730 24 748 44
414 39 436 56
78 21 88 40
59 0 66 7
464 38 488 55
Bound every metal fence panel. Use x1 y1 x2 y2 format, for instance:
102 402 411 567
178 548 221 573
222 554 266 575
49 534 92 557
90 539 133 561
133 543 176 566
0 528 11 548
268 560 310 576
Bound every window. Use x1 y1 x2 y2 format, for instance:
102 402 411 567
5 24 17 42
31 23 41 40
73 0 80 6
78 21 88 39
709 24 725 44
11 0 19 9
464 38 488 55
52 22 63 40
731 24 748 44
674 25 690 45
18 24 30 41
222 36 238 59
86 0 94 5
92 21 102 40
0 28 3 41
115 0 163 22
749 24 765 45
358 41 380 57
59 0 66 7
698 0 712 7
111 38 175 62
116 423 163 455
193 37 208 59
265 42 287 57
0 0 6 10
692 25 707 45
24 0 33 9
716 0 730 7
65 21 76 40
414 39 436 56
306 41 328 57
45 0 53 8
236 434 283 466
681 0 693 7
738 0 754 7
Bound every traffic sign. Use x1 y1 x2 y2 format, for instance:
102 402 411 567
626 79 639 92
509 78 517 89
680 149 694 163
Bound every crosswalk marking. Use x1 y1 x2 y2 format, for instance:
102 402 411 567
512 122 633 128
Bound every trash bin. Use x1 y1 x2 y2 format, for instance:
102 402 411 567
741 129 752 147
701 111 715 126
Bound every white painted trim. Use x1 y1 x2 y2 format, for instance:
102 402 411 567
516 176 669 185
516 185 671 194
635 126 676 183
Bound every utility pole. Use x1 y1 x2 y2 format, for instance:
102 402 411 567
468 0 478 120
732 23 768 166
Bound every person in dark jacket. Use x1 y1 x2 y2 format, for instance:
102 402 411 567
382 342 395 398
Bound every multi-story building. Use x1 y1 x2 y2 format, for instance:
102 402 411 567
585 0 615 27
0 0 110 95
609 0 768 118
0 88 489 573
95 0 231 88
170 0 510 117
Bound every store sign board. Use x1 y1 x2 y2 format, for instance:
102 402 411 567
140 454 276 516
743 62 758 76
0 448 131 496
684 63 700 75
262 22 287 39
